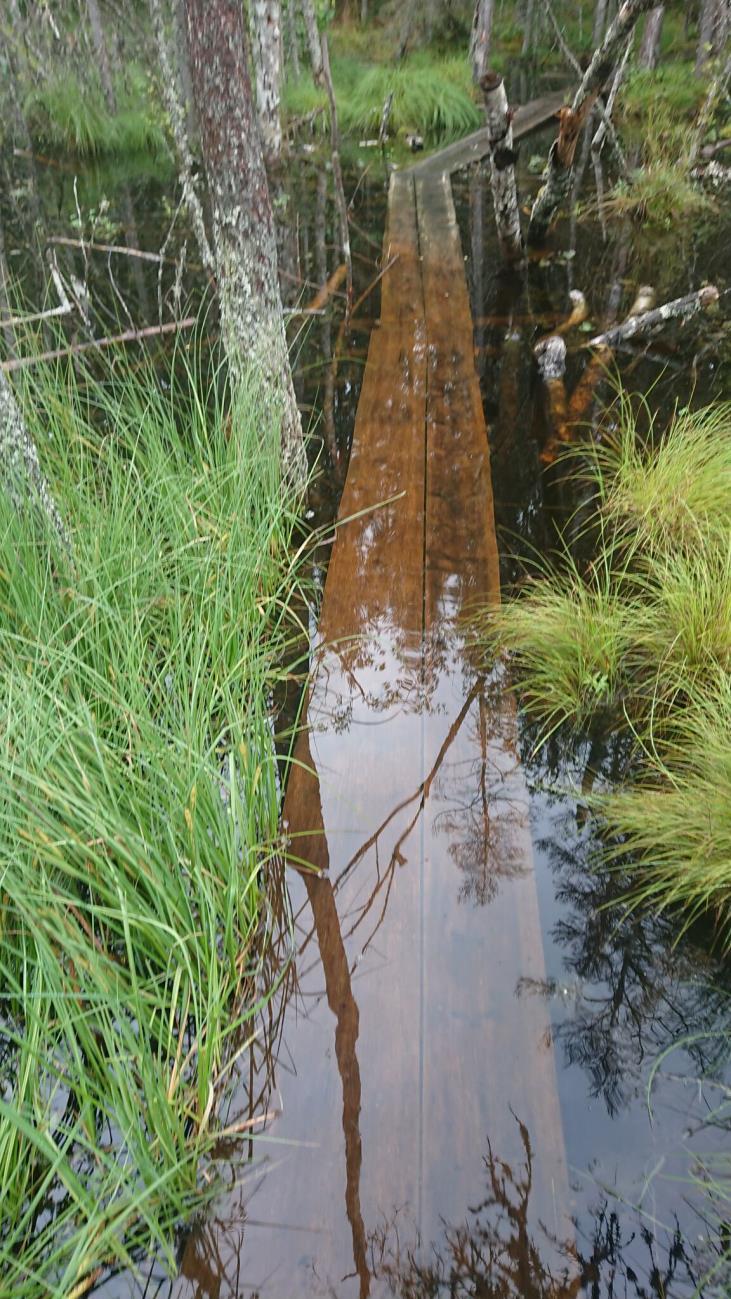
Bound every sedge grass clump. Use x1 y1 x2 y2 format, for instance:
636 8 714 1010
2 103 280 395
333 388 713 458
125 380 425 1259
478 395 731 942
593 402 731 552
283 51 481 143
599 675 731 946
0 354 304 1296
477 552 638 737
25 66 166 157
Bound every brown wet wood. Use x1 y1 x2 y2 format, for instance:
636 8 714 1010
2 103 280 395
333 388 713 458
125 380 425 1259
175 97 576 1299
405 91 566 178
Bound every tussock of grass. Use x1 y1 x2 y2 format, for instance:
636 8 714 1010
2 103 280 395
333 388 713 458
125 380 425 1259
621 61 707 121
594 402 731 551
283 52 480 142
478 398 731 943
0 355 303 1294
25 67 166 157
476 560 637 735
600 676 731 944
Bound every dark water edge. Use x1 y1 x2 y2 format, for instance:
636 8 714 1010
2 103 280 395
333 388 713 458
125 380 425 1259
2 117 731 1298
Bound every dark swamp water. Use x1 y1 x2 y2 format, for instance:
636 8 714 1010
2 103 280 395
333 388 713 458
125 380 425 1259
1 105 731 1299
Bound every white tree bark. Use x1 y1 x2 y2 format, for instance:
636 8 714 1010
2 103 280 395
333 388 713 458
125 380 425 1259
251 0 283 164
638 4 665 69
479 73 523 262
588 284 719 346
0 370 68 546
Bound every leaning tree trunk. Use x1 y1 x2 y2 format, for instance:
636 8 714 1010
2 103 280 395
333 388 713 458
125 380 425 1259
185 0 305 482
638 4 664 68
251 0 283 164
470 0 495 83
528 0 658 245
0 370 68 546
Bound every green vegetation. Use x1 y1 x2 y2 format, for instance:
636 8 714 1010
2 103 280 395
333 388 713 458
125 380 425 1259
477 399 731 944
283 51 481 142
0 354 304 1296
25 67 166 157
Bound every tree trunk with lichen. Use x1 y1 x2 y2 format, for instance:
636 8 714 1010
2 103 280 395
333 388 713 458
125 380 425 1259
528 0 658 245
185 0 305 482
479 72 523 262
0 370 68 546
251 0 283 164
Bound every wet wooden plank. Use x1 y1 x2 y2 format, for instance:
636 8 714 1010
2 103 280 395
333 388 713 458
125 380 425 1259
416 169 574 1263
405 91 566 178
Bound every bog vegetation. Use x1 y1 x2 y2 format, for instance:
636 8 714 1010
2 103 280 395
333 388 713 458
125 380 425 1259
477 397 731 943
0 354 304 1295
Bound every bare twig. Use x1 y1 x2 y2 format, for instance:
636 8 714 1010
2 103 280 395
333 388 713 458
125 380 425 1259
1 317 197 373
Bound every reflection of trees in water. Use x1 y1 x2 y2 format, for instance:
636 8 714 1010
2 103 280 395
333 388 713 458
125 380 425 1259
370 1117 580 1299
366 1120 730 1299
515 718 731 1118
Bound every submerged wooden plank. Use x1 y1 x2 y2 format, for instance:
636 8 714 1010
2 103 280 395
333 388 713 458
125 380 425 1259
176 98 577 1299
416 169 575 1271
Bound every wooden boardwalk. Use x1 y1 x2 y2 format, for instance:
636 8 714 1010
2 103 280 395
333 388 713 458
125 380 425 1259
177 96 575 1299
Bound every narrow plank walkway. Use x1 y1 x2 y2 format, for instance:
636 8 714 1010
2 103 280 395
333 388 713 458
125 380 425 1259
177 97 575 1299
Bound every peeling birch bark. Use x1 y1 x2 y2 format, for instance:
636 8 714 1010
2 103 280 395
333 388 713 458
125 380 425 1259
251 0 283 164
479 73 523 263
528 0 658 244
0 369 68 546
588 285 719 347
185 0 306 482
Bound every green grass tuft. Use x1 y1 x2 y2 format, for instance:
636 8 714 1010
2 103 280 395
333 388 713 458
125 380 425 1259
0 352 304 1295
25 66 167 157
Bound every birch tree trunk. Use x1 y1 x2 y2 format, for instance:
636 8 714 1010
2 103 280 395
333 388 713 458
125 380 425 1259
286 0 300 77
528 0 658 245
0 370 68 546
638 4 664 68
185 0 305 482
479 73 523 262
470 0 495 83
251 0 283 164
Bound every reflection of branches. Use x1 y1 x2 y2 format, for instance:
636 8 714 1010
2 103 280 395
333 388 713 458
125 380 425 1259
369 1117 580 1299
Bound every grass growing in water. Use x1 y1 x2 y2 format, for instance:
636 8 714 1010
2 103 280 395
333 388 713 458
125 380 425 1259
0 355 304 1296
283 51 481 142
25 67 167 157
476 398 731 943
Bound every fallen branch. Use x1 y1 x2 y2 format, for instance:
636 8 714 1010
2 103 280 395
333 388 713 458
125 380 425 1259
1 317 197 373
47 235 165 264
588 285 719 348
305 262 347 312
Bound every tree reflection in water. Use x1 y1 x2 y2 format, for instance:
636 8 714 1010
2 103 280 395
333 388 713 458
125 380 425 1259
368 1118 731 1299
